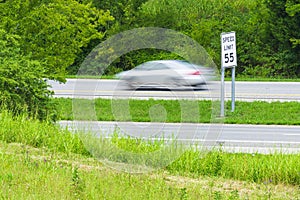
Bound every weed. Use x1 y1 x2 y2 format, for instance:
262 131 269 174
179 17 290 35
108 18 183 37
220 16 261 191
213 191 222 200
71 167 85 199
179 187 188 200
263 179 273 200
229 190 240 200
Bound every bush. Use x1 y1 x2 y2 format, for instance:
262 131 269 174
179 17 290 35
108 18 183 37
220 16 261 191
0 29 57 121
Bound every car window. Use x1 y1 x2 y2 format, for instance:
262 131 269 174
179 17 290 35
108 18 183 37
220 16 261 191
151 63 169 70
134 62 169 71
134 62 154 70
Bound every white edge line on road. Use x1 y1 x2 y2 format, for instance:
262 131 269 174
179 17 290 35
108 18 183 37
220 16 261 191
60 120 300 129
284 134 300 136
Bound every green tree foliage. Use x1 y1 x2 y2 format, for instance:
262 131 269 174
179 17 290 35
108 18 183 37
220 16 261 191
286 1 300 47
81 0 146 29
0 0 113 82
139 0 274 76
70 0 148 74
0 0 113 120
11 0 295 78
264 0 300 77
0 29 55 120
103 0 298 78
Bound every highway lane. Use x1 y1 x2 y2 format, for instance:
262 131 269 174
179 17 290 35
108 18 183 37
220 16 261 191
59 121 300 154
49 79 300 101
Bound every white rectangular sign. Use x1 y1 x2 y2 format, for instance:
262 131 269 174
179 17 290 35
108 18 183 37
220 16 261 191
221 32 237 68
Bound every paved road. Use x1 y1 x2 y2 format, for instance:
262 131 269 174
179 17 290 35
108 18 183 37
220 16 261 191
59 121 300 154
49 79 300 101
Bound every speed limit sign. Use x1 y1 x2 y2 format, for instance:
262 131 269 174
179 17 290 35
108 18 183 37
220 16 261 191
221 32 237 68
220 31 237 117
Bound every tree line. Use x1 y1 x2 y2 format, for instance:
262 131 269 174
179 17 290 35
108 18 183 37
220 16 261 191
75 0 300 78
0 0 299 120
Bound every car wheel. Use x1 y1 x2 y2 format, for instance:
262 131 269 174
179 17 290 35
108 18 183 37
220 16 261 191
168 77 182 88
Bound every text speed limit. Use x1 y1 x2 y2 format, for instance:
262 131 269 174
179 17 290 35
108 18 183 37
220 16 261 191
221 32 237 68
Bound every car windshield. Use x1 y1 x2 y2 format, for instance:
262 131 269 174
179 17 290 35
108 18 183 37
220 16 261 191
134 62 169 71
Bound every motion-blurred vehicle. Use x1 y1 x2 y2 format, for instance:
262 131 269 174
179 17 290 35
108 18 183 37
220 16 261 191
115 60 215 89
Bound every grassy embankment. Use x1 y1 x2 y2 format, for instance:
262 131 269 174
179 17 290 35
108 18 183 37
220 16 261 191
0 111 299 199
56 98 300 125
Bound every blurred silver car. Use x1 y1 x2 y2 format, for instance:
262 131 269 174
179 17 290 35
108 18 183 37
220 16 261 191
116 60 214 89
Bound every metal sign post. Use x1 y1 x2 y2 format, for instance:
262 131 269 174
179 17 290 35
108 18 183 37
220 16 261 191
220 31 237 117
221 65 225 117
231 66 235 112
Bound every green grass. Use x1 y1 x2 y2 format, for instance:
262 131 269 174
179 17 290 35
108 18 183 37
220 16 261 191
55 98 300 125
0 111 299 198
1 142 299 199
0 111 299 186
168 150 300 185
0 110 88 156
